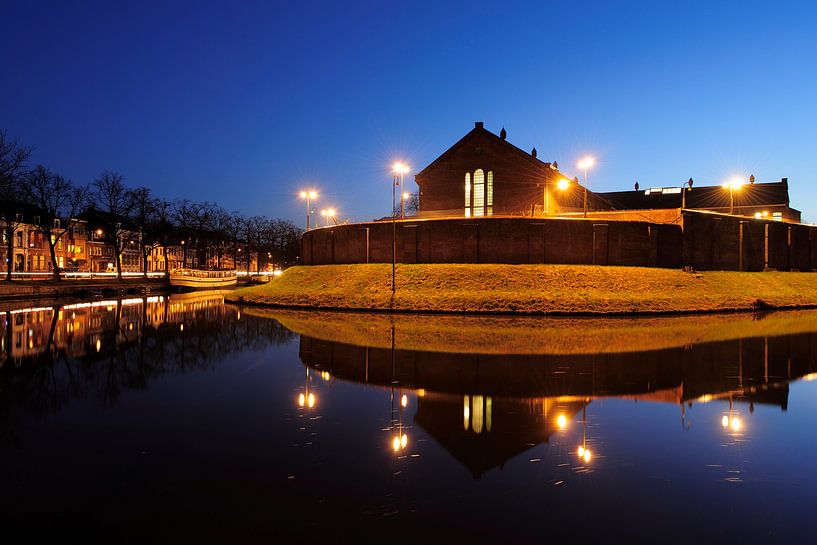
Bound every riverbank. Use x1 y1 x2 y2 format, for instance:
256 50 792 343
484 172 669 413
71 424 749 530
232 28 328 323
0 278 169 300
227 264 817 315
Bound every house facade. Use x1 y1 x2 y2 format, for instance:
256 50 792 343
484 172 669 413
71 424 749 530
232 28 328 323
415 122 591 218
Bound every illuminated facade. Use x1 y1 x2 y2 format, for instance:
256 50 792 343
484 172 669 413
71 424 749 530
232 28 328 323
416 122 589 218
416 122 802 223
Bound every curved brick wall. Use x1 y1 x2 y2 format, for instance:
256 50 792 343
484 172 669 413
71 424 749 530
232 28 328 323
300 216 684 268
301 213 817 271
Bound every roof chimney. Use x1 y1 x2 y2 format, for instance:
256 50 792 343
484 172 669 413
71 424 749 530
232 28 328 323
474 121 484 129
531 147 537 158
500 127 507 140
781 177 788 186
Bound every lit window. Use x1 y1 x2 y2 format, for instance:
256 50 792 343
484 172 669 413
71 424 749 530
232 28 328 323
486 171 494 216
473 169 485 216
464 173 471 217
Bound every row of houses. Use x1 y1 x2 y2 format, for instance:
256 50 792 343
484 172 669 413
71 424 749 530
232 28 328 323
1 209 172 274
1 206 260 275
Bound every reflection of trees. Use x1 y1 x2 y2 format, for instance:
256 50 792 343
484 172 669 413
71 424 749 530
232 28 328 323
0 297 294 440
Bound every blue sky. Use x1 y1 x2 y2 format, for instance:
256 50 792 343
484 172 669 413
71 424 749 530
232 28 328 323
2 0 816 224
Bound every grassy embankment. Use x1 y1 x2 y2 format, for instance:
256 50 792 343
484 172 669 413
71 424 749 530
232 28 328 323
246 307 817 356
227 263 817 315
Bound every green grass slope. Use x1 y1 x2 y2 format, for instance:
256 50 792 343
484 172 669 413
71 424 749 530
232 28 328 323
227 264 817 315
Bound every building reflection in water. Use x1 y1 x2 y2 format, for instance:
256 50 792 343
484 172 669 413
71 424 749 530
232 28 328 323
0 292 294 424
296 314 817 478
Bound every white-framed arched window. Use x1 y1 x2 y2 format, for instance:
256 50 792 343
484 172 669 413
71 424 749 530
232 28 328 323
465 169 494 216
473 169 485 216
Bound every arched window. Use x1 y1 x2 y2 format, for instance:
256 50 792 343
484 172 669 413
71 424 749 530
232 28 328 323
464 173 471 217
487 171 494 216
473 169 485 216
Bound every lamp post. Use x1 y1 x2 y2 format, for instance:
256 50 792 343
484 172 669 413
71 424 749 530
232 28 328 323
578 157 595 218
320 208 336 227
391 162 409 295
722 178 745 215
299 190 318 230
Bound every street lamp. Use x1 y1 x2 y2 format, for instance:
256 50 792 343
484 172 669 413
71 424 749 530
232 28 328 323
299 190 318 230
391 162 410 295
578 157 595 218
320 208 337 227
721 178 745 215
401 192 410 220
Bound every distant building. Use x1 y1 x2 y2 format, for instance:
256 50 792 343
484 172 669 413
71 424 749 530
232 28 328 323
416 122 802 223
0 201 90 273
596 180 800 223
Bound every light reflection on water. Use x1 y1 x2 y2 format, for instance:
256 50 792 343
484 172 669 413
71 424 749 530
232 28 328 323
2 297 817 543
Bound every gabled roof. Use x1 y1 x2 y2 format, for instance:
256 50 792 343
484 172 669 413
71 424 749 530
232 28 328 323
416 122 553 179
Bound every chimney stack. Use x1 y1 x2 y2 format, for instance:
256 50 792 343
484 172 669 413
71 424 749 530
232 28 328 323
474 121 484 129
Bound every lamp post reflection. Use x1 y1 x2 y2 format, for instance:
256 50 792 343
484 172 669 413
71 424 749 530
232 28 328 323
297 367 317 409
721 397 743 433
577 405 593 464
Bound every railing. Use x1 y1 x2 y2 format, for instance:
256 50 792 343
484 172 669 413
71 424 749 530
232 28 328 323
2 271 167 280
170 269 237 279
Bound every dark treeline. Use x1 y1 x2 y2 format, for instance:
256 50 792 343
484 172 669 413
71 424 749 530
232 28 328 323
1 130 301 280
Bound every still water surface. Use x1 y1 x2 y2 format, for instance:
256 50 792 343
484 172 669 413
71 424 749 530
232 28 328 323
2 292 817 544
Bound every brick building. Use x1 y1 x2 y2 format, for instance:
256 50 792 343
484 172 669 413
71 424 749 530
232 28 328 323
416 122 801 223
596 179 800 223
415 122 592 218
1 202 90 273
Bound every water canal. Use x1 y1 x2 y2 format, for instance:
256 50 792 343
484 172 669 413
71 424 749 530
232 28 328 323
2 292 817 543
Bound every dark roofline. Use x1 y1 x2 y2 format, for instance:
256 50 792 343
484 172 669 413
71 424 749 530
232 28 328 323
416 122 553 179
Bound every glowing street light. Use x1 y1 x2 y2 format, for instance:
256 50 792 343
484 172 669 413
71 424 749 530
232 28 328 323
721 177 746 215
577 157 595 218
319 208 336 227
556 178 571 191
299 190 318 230
400 192 410 220
556 414 568 430
391 162 410 294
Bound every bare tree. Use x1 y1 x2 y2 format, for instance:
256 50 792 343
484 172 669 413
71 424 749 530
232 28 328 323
224 212 244 271
242 216 266 275
92 171 138 280
150 198 175 276
172 199 196 268
21 166 88 280
206 205 231 269
0 132 32 280
128 187 154 278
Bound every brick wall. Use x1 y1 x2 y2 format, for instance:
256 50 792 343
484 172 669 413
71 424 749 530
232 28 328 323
301 216 682 268
681 210 817 271
301 212 817 272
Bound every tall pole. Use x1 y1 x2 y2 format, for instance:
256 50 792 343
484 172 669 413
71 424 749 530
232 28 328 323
392 173 397 294
306 194 311 231
583 165 588 218
729 186 734 215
